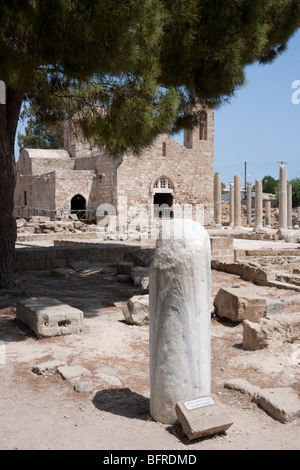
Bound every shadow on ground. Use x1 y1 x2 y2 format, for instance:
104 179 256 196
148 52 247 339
92 387 150 421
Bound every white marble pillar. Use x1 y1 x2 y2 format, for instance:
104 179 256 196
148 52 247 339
297 207 300 221
246 182 252 226
287 183 292 229
214 172 222 227
264 201 271 227
149 219 211 425
229 182 234 227
279 165 287 229
255 180 263 229
234 175 241 228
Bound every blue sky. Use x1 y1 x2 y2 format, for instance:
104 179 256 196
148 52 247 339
16 28 300 188
213 29 300 187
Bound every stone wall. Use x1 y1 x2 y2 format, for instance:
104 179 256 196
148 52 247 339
210 236 234 261
14 244 142 272
16 109 215 228
116 127 214 227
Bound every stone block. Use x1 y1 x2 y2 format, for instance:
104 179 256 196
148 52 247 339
117 261 134 275
122 294 149 326
243 313 300 350
253 387 300 423
214 287 267 323
175 394 233 440
58 365 90 381
16 298 83 338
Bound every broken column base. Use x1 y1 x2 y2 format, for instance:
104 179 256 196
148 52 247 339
16 298 83 338
175 394 233 441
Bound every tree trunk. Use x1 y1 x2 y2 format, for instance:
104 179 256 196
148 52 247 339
0 87 23 288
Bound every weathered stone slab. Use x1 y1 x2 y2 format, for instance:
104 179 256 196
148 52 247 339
16 298 83 338
175 394 233 440
253 387 300 423
58 365 90 381
243 313 300 350
214 286 267 323
224 379 260 398
224 379 300 423
122 294 149 326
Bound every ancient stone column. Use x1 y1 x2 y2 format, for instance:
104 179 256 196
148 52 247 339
264 201 271 227
149 219 211 425
279 165 287 229
246 182 252 226
234 174 241 228
255 180 263 229
214 172 222 227
287 183 292 229
297 207 300 221
229 182 234 227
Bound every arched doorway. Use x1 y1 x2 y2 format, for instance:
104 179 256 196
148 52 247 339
70 194 86 220
153 177 174 219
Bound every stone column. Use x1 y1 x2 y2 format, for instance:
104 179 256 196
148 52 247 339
297 207 300 221
246 182 252 226
255 180 263 229
234 174 241 228
149 219 211 425
214 172 222 227
287 183 292 229
264 201 271 227
229 182 234 227
279 165 287 229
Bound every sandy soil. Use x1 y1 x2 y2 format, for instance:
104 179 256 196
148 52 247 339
0 266 299 451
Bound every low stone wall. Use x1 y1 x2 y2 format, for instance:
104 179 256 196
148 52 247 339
210 236 234 262
14 244 145 272
234 248 300 262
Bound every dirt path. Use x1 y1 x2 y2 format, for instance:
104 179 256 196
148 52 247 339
0 268 299 450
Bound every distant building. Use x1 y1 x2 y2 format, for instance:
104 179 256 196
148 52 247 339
15 108 215 227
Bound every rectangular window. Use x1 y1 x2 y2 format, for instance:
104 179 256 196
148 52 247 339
23 191 27 206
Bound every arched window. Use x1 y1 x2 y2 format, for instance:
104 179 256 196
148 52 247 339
153 176 173 191
199 111 208 140
153 177 174 219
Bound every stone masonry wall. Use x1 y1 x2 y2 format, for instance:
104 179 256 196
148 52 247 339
116 124 214 228
14 244 144 272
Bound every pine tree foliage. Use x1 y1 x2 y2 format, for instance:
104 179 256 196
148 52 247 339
1 0 300 287
1 0 300 155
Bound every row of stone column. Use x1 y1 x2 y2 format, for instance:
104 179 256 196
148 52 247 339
214 165 294 229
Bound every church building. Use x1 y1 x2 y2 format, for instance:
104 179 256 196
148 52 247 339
14 107 215 229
